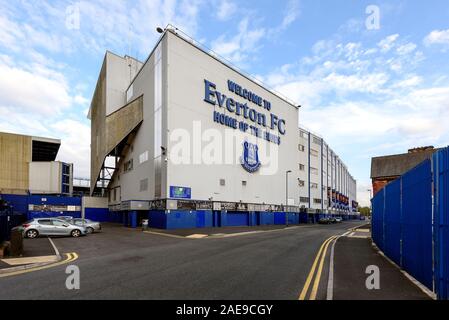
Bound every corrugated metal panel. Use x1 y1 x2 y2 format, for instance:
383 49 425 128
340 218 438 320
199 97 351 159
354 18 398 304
372 187 385 252
85 208 110 222
274 212 286 225
1 194 29 214
401 159 433 289
226 212 248 227
384 178 401 265
434 147 449 299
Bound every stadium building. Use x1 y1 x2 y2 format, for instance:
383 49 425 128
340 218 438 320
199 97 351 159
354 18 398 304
88 27 357 229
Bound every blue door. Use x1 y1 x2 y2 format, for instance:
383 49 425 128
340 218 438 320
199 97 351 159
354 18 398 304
196 211 206 228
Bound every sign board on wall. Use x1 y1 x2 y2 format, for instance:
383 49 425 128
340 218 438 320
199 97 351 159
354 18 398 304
169 186 192 199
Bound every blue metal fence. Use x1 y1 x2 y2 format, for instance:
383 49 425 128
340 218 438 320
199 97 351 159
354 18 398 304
372 189 385 252
433 147 449 300
384 178 401 266
401 160 433 289
372 147 449 299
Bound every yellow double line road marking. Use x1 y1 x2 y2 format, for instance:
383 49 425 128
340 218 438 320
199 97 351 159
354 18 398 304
0 252 78 278
299 236 337 300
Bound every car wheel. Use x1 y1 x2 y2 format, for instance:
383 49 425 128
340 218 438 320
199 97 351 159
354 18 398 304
71 229 81 237
86 227 94 234
26 229 39 239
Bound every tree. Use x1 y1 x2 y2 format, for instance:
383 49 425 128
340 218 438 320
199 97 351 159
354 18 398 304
359 206 371 216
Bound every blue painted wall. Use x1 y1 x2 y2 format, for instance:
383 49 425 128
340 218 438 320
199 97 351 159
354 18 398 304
148 210 166 229
85 208 110 222
1 194 29 214
143 209 309 230
1 194 82 220
274 212 286 225
167 210 196 229
27 211 81 219
259 212 274 225
225 211 248 227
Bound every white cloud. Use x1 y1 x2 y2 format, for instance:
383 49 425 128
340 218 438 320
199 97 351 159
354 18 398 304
324 72 389 94
279 0 300 30
424 28 449 46
275 79 329 107
216 0 237 21
210 0 300 66
378 34 399 53
211 18 265 64
0 0 204 58
0 0 206 180
396 42 417 55
260 30 449 206
51 119 91 178
0 62 71 115
393 75 422 88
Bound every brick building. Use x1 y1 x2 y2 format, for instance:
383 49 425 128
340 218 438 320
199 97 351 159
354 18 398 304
370 146 438 195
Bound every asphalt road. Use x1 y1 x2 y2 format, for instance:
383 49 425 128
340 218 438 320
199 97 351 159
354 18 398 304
0 221 363 299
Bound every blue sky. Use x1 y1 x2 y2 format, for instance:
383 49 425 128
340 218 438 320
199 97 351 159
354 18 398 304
1 0 449 206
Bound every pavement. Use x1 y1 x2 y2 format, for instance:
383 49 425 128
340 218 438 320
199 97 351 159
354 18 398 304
0 220 433 300
332 225 432 300
0 237 57 269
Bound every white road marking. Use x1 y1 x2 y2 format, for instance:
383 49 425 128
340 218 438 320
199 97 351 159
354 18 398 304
326 237 338 300
48 237 60 258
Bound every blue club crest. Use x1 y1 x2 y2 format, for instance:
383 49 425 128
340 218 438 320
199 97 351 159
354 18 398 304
241 141 261 173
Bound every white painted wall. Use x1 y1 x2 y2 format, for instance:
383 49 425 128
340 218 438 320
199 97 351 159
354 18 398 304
29 161 62 194
165 31 300 206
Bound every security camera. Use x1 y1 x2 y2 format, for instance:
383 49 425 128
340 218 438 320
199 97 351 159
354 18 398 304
156 27 164 34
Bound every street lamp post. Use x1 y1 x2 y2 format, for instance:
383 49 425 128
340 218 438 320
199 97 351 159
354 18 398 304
286 170 292 226
367 188 373 218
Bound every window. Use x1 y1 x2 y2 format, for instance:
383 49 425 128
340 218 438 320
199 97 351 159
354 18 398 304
299 164 305 171
298 144 305 152
38 219 52 225
299 131 305 138
242 180 247 186
313 137 321 145
310 149 318 157
311 183 318 189
220 179 226 186
298 179 305 187
314 198 322 204
52 220 67 226
310 167 318 175
139 151 149 164
300 197 309 203
124 159 133 172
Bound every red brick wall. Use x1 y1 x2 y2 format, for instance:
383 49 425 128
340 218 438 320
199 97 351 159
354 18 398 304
372 177 398 196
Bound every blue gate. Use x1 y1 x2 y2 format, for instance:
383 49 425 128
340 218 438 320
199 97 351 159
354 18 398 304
372 147 449 299
434 147 449 299
384 179 401 266
401 160 433 289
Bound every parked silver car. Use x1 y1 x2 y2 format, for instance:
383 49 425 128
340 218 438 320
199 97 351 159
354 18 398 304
71 218 101 234
20 218 87 238
57 216 74 222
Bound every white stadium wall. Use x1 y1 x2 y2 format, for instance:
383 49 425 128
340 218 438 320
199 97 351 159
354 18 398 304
165 31 300 206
